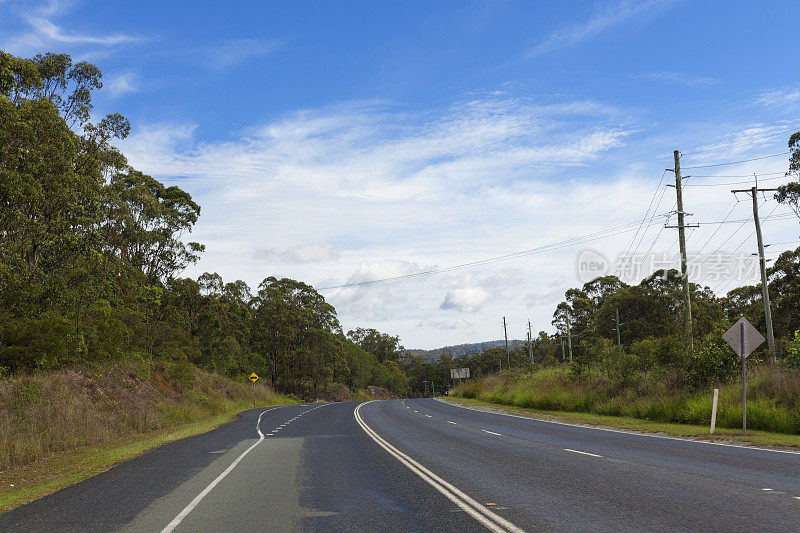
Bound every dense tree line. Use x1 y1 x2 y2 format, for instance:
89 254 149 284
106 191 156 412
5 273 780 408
0 50 407 397
403 252 800 396
3 50 798 400
403 139 800 396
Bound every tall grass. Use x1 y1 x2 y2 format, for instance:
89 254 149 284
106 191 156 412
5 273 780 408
460 365 800 435
0 358 284 470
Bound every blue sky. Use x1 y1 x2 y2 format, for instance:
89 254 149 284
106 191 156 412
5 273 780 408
2 0 799 347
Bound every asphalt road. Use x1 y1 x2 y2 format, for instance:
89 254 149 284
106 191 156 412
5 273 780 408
2 398 799 532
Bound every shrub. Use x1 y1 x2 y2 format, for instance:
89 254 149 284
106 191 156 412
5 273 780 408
687 326 739 387
782 331 800 370
602 348 639 388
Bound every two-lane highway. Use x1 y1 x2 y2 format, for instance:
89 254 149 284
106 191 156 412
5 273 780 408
2 399 799 532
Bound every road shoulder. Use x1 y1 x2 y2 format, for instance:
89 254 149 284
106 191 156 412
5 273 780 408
437 396 800 452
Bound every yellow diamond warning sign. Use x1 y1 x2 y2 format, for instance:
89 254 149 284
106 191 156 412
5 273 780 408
249 372 259 382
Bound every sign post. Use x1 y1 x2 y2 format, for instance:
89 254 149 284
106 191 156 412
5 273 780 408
249 372 259 409
450 368 470 399
722 317 765 435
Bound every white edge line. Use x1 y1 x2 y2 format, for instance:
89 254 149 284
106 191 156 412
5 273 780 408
161 404 328 533
564 448 602 458
482 430 502 436
435 398 800 456
354 402 525 533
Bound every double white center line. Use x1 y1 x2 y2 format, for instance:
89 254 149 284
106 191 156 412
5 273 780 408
355 402 525 533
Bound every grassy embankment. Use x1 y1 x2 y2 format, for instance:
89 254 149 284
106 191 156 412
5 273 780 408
443 366 800 448
0 358 295 512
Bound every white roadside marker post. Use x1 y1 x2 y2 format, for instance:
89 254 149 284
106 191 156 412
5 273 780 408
710 388 719 435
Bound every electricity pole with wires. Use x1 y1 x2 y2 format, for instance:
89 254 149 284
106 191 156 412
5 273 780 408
614 307 622 347
503 317 509 370
527 320 533 365
731 184 778 364
566 313 573 362
666 150 698 348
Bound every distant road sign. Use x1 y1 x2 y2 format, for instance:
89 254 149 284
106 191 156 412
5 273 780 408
723 317 765 359
450 368 470 379
249 372 259 382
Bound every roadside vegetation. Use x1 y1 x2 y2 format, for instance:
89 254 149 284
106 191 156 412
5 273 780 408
0 49 408 398
0 49 409 508
0 357 293 511
455 361 800 435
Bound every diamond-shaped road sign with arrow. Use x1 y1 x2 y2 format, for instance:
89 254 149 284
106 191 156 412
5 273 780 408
249 372 259 382
723 317 765 359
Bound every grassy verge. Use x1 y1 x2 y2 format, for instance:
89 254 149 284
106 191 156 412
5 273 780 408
0 359 299 513
439 396 800 449
0 398 293 513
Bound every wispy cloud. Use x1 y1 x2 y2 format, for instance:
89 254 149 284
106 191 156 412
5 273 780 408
105 72 138 97
638 72 717 87
255 242 339 263
755 88 800 110
416 319 475 330
207 38 280 70
0 1 145 56
23 14 141 46
117 93 640 342
526 0 676 57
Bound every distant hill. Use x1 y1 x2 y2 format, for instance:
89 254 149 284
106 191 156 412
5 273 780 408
405 339 525 361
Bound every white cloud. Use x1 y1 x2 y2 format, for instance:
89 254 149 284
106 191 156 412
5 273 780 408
527 0 676 57
1 1 144 56
106 72 138 97
638 72 716 87
440 286 491 313
207 38 279 70
253 242 338 263
755 88 800 110
115 90 799 348
23 15 140 46
416 319 475 330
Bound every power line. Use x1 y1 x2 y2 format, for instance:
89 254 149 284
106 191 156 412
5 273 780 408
682 152 789 169
688 171 785 179
317 219 664 291
684 175 789 187
711 203 781 295
691 200 740 256
622 170 668 260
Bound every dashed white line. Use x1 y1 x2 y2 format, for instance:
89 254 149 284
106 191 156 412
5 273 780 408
437 398 800 456
564 448 602 458
763 488 773 491
425 414 433 418
447 421 457 425
482 430 502 436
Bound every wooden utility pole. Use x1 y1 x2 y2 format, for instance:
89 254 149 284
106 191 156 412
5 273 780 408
503 316 509 369
731 185 778 364
615 307 621 347
566 312 573 362
667 151 697 348
528 320 533 365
